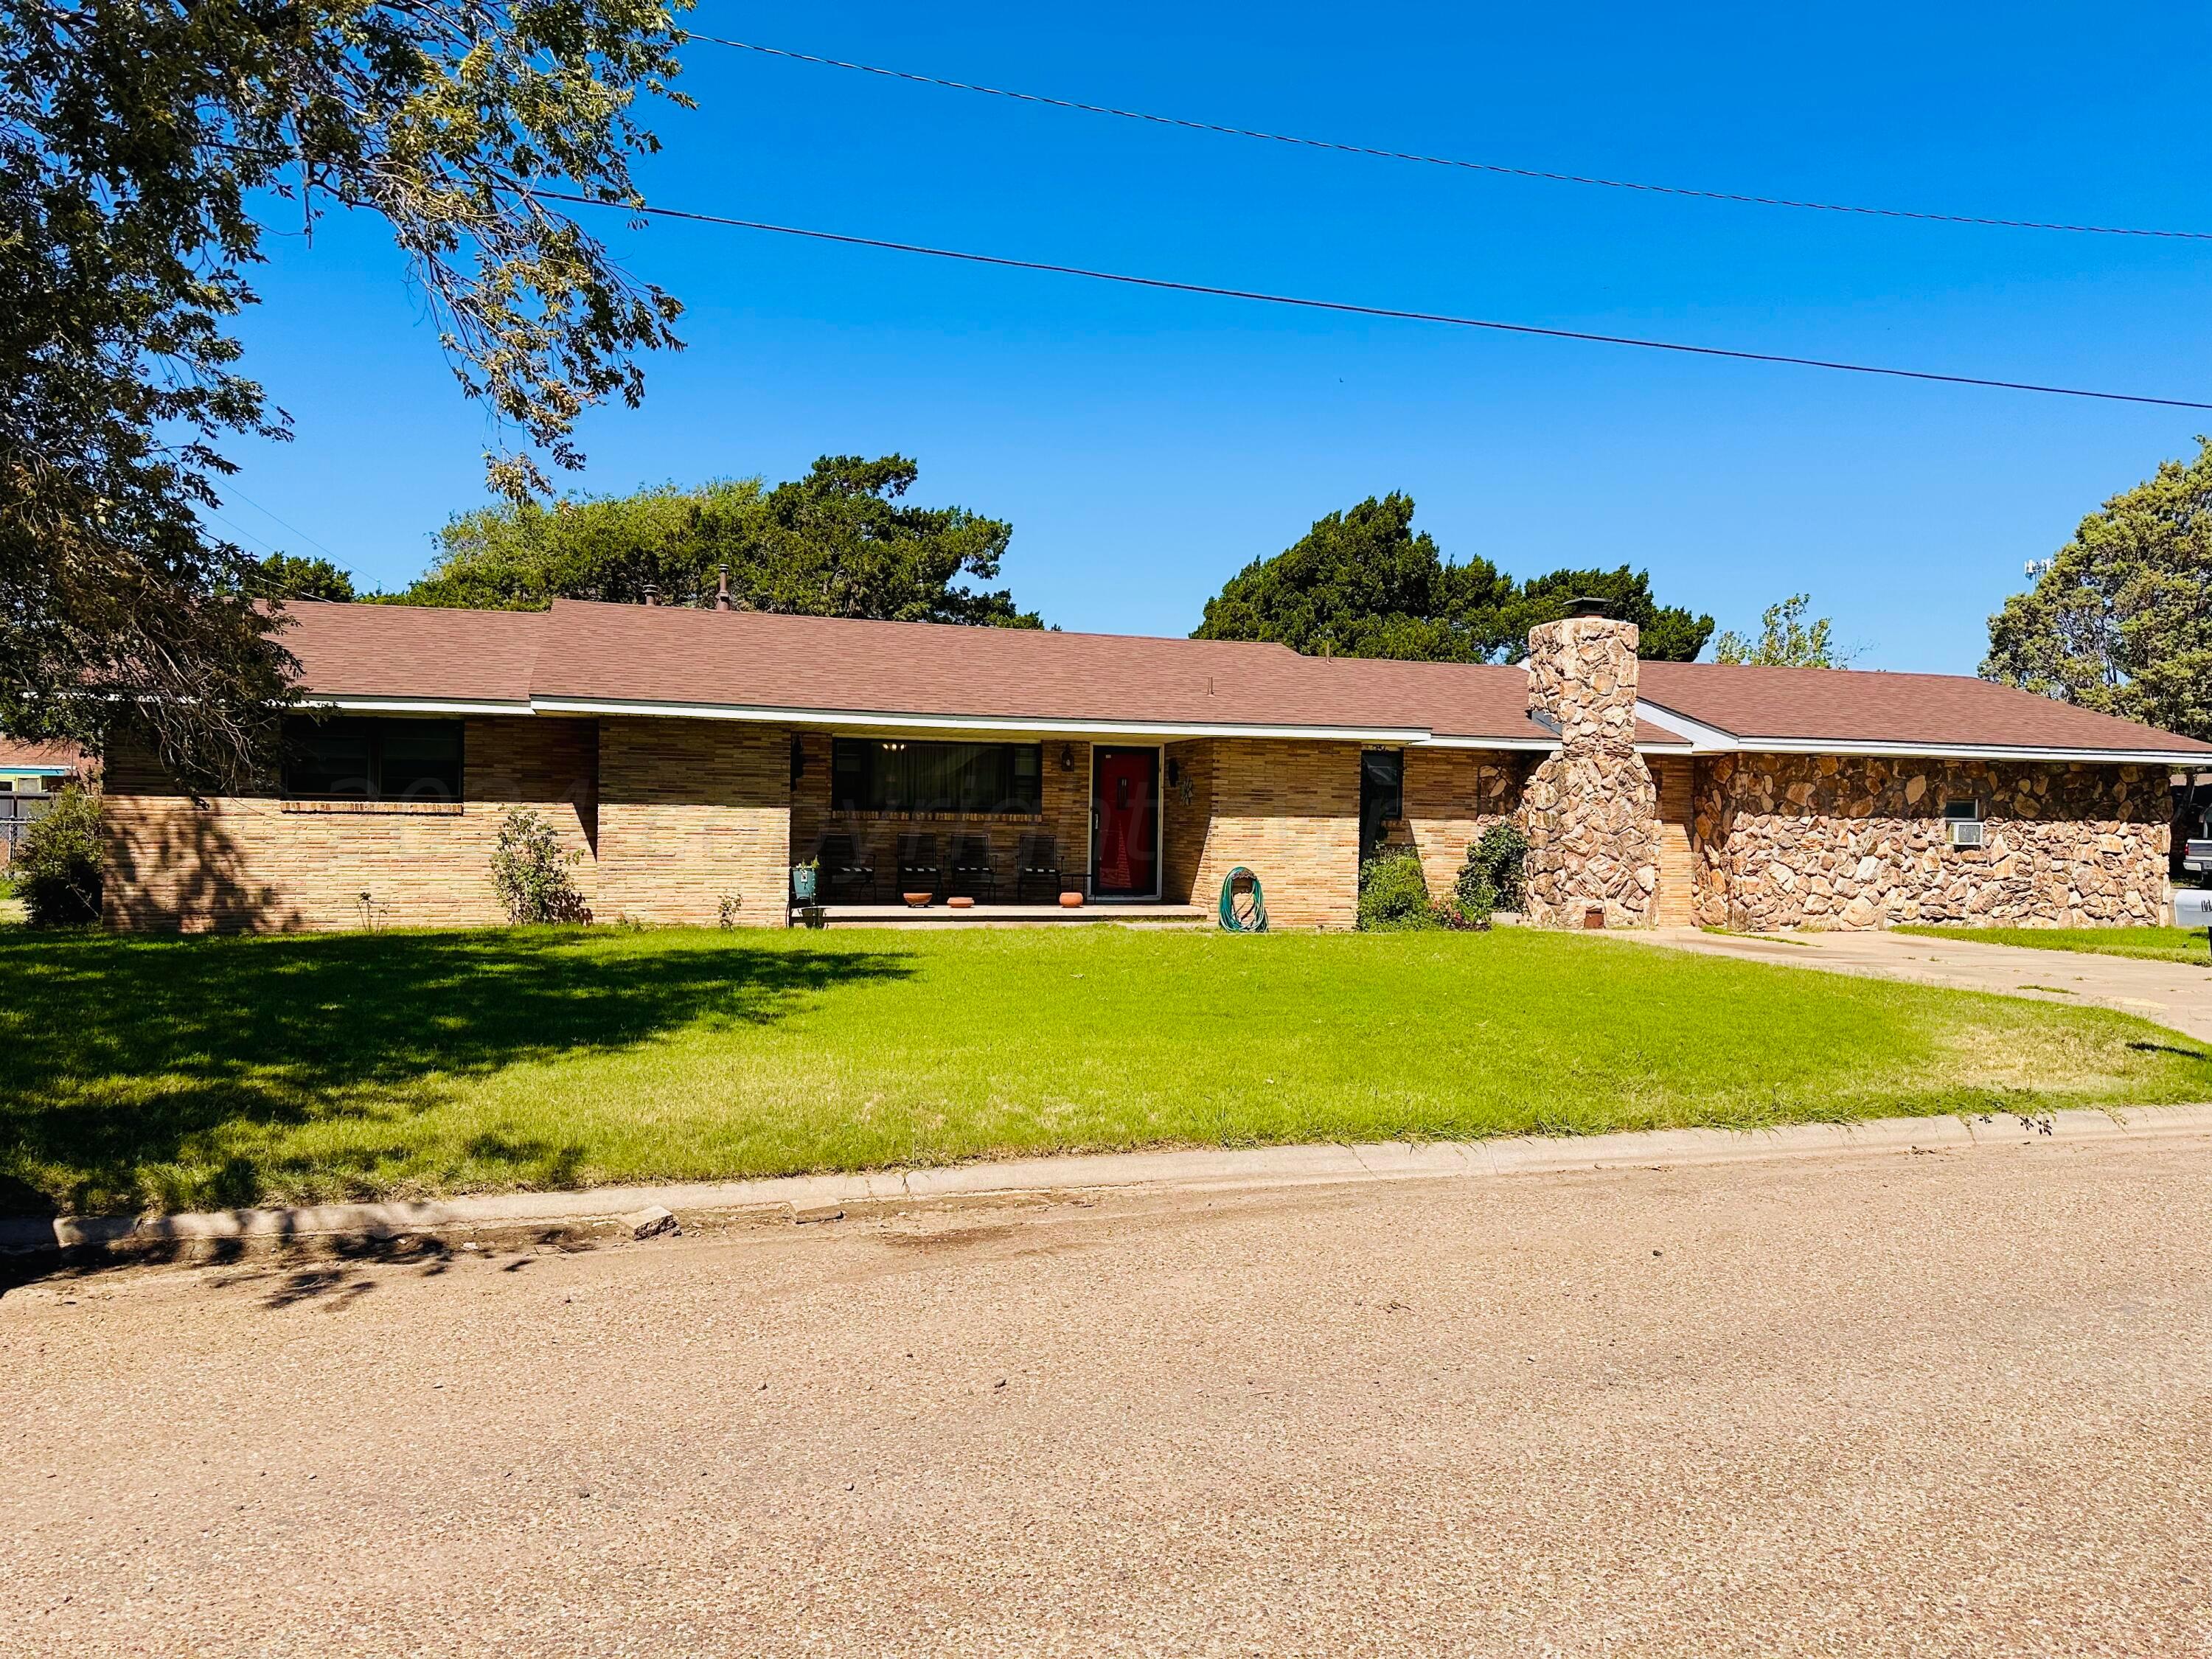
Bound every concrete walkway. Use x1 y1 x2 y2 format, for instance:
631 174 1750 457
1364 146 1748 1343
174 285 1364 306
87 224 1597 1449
9 1102 2212 1259
1627 925 2212 1042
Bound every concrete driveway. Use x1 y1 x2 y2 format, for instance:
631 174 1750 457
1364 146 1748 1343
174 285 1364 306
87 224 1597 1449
1629 925 2212 1043
7 1133 2212 1657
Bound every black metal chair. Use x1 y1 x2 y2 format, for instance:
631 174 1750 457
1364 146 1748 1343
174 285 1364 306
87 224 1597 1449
1015 833 1063 902
949 835 999 902
896 832 942 898
818 833 877 902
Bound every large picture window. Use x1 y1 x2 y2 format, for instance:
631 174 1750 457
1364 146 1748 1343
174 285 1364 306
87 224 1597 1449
282 717 464 801
830 738 1043 815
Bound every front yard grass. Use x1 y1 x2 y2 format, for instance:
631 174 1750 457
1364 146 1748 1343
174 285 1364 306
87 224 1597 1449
1895 925 2212 968
3 925 2208 1217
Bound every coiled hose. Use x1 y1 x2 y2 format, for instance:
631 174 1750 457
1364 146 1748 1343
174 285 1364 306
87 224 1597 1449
1217 866 1268 932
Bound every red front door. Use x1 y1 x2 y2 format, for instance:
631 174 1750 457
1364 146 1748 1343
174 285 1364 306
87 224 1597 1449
1092 748 1159 897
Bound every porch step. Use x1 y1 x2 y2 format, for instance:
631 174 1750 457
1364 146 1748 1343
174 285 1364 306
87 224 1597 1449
793 902 1212 930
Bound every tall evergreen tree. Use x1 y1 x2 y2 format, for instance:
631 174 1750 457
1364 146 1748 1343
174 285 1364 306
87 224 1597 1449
1983 439 2212 740
401 456 1040 626
1193 495 1711 662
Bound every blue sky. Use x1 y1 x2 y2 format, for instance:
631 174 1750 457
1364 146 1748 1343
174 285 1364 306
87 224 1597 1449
217 1 2212 672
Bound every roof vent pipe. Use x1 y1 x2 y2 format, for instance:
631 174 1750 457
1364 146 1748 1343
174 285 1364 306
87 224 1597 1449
714 565 733 611
641 584 660 607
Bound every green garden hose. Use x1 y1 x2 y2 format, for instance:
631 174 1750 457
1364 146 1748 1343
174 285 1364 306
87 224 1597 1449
1218 866 1268 933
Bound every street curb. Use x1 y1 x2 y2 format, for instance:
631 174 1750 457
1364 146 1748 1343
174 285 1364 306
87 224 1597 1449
8 1102 2212 1261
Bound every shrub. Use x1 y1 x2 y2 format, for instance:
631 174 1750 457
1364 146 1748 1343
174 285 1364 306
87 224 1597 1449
489 807 591 925
1459 821 1527 914
14 783 103 925
1449 872 1495 931
1357 850 1442 932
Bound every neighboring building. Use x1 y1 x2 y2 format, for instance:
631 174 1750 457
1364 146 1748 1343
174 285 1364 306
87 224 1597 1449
0 739 87 869
97 599 2211 932
0 738 83 796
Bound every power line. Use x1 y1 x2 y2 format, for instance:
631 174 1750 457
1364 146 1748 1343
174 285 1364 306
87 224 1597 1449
220 484 344 564
686 35 2212 244
544 191 2212 411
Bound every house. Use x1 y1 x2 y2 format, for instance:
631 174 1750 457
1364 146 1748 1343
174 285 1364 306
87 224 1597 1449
0 739 87 870
0 738 83 796
96 599 2211 933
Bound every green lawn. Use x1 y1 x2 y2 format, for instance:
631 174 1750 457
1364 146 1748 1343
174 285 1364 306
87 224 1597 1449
3 925 2208 1217
1894 925 2212 967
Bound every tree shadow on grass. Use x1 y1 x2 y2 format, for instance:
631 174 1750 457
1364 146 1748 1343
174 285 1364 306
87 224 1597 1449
0 929 914 1216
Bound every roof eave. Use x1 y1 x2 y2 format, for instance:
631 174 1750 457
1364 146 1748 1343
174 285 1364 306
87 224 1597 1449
524 695 1432 745
1633 697 2205 765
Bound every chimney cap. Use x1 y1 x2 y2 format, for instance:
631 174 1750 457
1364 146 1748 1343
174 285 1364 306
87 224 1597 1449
1567 595 1612 619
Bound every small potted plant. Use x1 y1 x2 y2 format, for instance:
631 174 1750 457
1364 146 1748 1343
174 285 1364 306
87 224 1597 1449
790 858 819 903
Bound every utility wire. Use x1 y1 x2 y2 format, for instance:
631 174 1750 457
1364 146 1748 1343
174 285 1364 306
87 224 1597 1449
220 484 344 563
544 190 2212 411
686 35 2212 243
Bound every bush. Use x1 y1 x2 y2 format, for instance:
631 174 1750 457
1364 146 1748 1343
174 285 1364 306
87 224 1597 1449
1357 850 1442 932
489 807 591 925
1448 871 1495 931
14 783 103 925
1458 821 1527 914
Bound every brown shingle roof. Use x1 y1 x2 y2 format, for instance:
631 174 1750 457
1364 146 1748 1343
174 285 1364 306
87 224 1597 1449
0 738 85 771
1312 656 1688 746
277 601 544 706
526 601 1433 734
267 599 2208 758
1638 662 2212 757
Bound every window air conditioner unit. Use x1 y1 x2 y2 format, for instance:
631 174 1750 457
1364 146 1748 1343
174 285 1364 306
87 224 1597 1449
1947 818 1985 849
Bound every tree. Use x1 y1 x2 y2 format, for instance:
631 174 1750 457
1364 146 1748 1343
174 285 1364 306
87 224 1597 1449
231 552 358 605
1983 439 2212 740
406 479 762 610
1192 495 1711 662
2 0 692 788
402 456 1041 625
1192 494 1514 661
1501 566 1713 663
1714 594 1848 667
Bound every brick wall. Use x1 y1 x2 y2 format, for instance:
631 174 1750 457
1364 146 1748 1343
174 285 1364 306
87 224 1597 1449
1183 738 1361 928
1391 747 1526 905
1690 753 2169 929
1161 740 1216 904
102 716 599 932
1650 757 1697 925
787 731 1093 901
594 718 790 927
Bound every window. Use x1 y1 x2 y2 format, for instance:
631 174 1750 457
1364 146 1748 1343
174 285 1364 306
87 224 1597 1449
1943 797 1984 848
830 739 1042 815
1360 749 1405 862
282 717 464 801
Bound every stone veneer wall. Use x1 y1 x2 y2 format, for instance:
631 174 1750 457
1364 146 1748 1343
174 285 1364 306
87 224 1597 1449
1176 737 1361 928
1690 754 2170 929
1519 616 1661 928
102 716 599 931
787 731 1095 900
595 717 790 926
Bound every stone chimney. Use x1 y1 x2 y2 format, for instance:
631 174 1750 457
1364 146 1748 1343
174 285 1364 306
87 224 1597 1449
1518 611 1660 928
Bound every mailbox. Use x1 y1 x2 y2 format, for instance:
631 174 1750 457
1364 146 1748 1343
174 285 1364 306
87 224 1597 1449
2175 889 2212 930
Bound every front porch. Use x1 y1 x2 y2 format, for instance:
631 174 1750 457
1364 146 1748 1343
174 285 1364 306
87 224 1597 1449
791 899 1211 929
